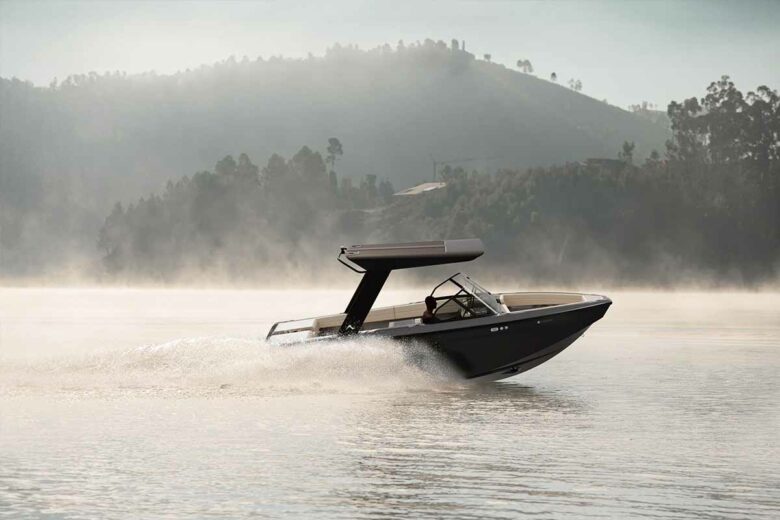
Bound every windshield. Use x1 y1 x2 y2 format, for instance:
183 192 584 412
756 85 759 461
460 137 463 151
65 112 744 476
429 273 503 320
449 273 504 315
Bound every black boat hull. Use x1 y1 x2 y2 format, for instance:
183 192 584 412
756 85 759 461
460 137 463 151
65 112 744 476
378 299 611 380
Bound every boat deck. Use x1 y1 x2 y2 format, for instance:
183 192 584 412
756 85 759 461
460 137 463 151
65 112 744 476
267 292 602 342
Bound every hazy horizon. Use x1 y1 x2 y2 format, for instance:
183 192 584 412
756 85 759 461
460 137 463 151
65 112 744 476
1 0 778 286
1 0 778 109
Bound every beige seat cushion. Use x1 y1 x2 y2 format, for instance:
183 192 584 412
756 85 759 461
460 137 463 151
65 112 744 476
313 302 428 332
500 292 585 307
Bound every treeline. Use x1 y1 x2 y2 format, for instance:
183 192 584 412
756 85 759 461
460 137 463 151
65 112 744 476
97 77 779 285
383 76 779 284
382 160 777 284
98 143 394 279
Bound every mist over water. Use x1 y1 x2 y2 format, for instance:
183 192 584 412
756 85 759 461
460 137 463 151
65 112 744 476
1 288 778 518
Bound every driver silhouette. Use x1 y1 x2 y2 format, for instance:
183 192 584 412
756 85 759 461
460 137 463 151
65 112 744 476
422 296 440 324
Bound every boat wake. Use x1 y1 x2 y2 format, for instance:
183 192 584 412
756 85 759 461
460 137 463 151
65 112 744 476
0 336 461 398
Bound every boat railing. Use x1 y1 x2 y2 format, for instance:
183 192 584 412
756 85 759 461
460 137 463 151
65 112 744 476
266 317 317 340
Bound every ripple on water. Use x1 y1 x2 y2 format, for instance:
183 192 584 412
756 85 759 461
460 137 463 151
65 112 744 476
1 290 779 519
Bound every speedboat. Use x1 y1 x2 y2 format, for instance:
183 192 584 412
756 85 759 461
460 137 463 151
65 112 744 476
267 239 611 381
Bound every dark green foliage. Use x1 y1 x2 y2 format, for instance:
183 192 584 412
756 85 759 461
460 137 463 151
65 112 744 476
379 160 778 285
377 78 779 285
99 150 778 284
666 76 780 167
619 141 635 164
97 78 778 285
97 147 394 280
516 59 533 74
326 138 343 173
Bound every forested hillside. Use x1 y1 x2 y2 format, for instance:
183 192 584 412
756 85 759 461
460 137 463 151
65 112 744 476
96 77 779 286
0 39 669 276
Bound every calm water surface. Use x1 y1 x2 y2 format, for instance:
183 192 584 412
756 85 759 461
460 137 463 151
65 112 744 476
1 289 778 519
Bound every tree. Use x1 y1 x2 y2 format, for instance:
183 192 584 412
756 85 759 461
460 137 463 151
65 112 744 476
378 179 395 204
215 155 237 177
326 137 343 173
516 59 534 74
629 101 653 113
550 72 557 82
483 54 491 62
364 174 378 203
745 85 780 167
328 171 339 195
700 76 748 163
339 176 354 204
236 153 259 182
292 146 326 181
262 153 288 190
98 202 126 272
618 141 635 164
644 149 661 168
666 96 705 162
666 76 779 166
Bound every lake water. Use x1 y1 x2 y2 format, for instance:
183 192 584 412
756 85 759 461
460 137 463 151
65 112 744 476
1 288 778 519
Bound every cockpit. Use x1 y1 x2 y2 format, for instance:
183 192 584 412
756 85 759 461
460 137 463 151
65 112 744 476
426 273 504 321
266 272 505 342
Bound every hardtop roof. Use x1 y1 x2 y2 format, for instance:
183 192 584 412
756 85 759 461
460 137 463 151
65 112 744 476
340 238 484 271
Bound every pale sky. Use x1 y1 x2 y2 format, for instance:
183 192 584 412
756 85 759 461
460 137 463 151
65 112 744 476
0 0 778 108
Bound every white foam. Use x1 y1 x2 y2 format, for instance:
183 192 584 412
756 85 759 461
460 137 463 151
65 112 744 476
0 336 461 398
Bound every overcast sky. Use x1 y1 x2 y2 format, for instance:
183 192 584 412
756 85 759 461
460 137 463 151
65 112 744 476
1 0 778 108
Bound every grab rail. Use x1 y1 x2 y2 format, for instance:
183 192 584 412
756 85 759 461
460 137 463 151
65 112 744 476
337 247 366 274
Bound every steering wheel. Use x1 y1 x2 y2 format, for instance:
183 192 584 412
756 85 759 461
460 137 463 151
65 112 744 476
433 295 473 320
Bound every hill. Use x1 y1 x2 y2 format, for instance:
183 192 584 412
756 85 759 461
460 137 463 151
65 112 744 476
0 39 670 276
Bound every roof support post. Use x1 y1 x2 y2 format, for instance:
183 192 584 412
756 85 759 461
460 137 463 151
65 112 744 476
339 269 390 335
